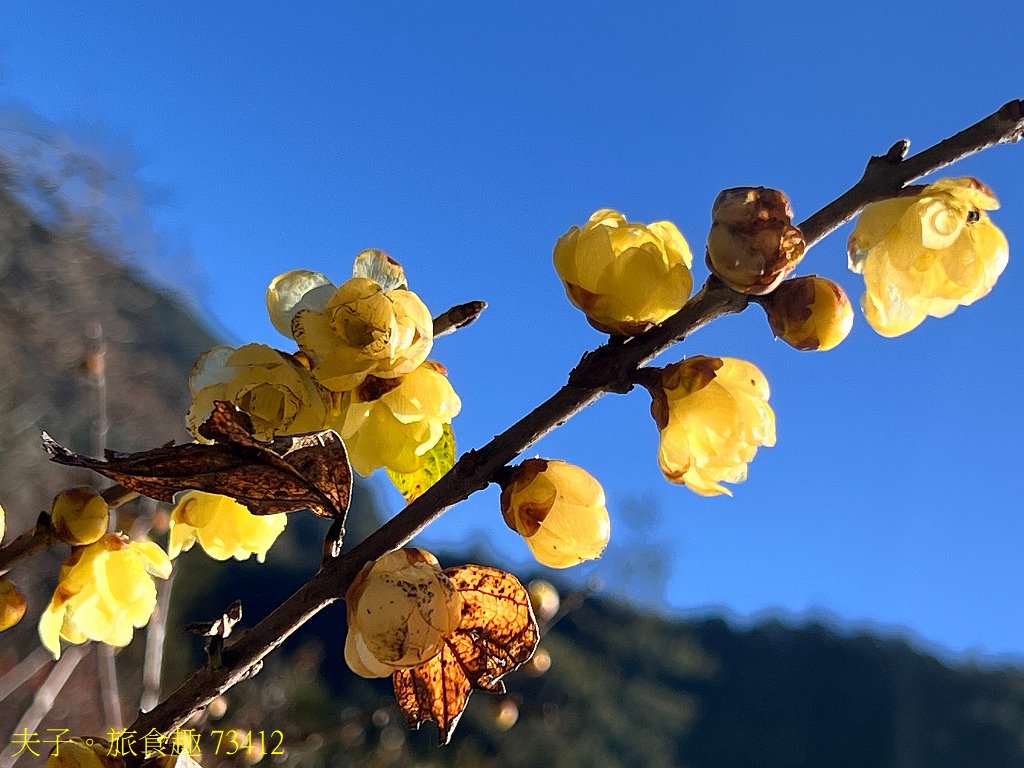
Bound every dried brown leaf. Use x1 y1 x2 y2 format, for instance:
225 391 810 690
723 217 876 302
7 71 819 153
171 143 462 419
43 401 351 520
393 565 539 744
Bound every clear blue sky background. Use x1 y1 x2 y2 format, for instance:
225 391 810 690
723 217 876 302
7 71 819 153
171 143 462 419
3 2 1022 661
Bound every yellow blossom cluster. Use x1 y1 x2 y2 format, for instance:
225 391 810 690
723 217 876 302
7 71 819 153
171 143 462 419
189 251 460 481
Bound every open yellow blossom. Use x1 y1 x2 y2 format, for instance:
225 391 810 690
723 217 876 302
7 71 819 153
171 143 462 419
0 578 26 632
848 177 1009 337
647 356 776 496
51 487 110 546
188 343 329 442
293 276 433 391
333 361 461 476
762 275 854 351
168 491 287 563
500 459 610 568
554 209 693 336
344 548 462 678
39 533 172 659
266 268 337 338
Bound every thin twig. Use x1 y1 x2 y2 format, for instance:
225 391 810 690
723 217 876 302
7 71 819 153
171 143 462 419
140 571 176 712
0 647 51 704
121 100 1024 762
1 644 90 766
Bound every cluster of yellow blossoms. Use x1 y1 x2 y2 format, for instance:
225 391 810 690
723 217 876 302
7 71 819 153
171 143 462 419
190 252 460 479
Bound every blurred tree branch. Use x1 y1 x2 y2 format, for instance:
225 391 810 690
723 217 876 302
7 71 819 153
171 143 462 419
113 99 1024 762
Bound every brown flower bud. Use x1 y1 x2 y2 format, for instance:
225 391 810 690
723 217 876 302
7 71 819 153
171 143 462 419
762 275 854 351
706 187 805 294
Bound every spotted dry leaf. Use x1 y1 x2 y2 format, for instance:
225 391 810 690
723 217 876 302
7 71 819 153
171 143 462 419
393 564 539 744
43 401 352 520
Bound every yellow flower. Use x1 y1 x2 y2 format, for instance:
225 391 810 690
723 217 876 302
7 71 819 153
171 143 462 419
648 356 776 496
848 177 1009 337
333 361 461 476
266 268 337 337
344 548 462 678
293 276 433 391
761 275 854 351
0 501 5 543
553 209 693 336
188 343 329 442
39 533 172 659
168 491 287 563
45 738 123 768
51 487 110 546
706 187 806 295
0 578 27 632
500 459 610 569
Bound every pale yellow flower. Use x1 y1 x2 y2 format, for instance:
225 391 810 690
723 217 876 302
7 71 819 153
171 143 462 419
293 277 433 391
188 343 329 442
51 487 110 546
848 177 1009 337
649 356 776 496
168 491 287 563
762 275 854 351
333 361 461 476
500 459 610 569
344 548 462 678
45 738 123 768
554 209 693 336
39 533 172 659
0 578 26 632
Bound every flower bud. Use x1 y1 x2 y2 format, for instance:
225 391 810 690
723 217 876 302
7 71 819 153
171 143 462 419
762 275 853 351
344 548 463 678
706 187 805 294
168 491 287 563
0 578 27 632
648 356 776 496
500 459 610 569
553 209 693 336
51 487 110 546
0 502 6 543
848 177 1007 336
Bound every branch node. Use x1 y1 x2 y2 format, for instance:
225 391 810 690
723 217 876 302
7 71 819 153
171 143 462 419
186 600 243 668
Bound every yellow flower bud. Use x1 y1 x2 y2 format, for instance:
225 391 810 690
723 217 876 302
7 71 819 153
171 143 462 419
344 548 462 678
51 487 110 546
45 738 122 768
553 209 694 336
0 578 27 632
38 533 172 659
648 356 776 496
0 502 6 543
761 275 854 351
293 276 433 391
500 459 610 569
168 491 287 563
334 361 461 476
706 187 805 295
848 177 1008 337
188 343 329 442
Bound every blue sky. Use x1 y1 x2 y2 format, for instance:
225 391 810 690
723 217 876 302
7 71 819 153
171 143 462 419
2 2 1023 661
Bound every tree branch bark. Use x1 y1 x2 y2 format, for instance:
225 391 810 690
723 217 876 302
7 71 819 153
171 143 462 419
122 99 1024 761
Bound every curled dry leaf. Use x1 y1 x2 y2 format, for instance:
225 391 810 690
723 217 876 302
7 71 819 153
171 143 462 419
393 564 539 744
43 401 352 521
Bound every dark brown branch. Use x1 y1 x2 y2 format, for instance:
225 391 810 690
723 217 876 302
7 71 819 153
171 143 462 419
123 100 1024 759
433 300 487 338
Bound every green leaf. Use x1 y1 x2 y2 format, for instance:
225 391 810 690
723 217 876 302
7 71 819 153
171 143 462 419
387 423 455 502
353 248 407 291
